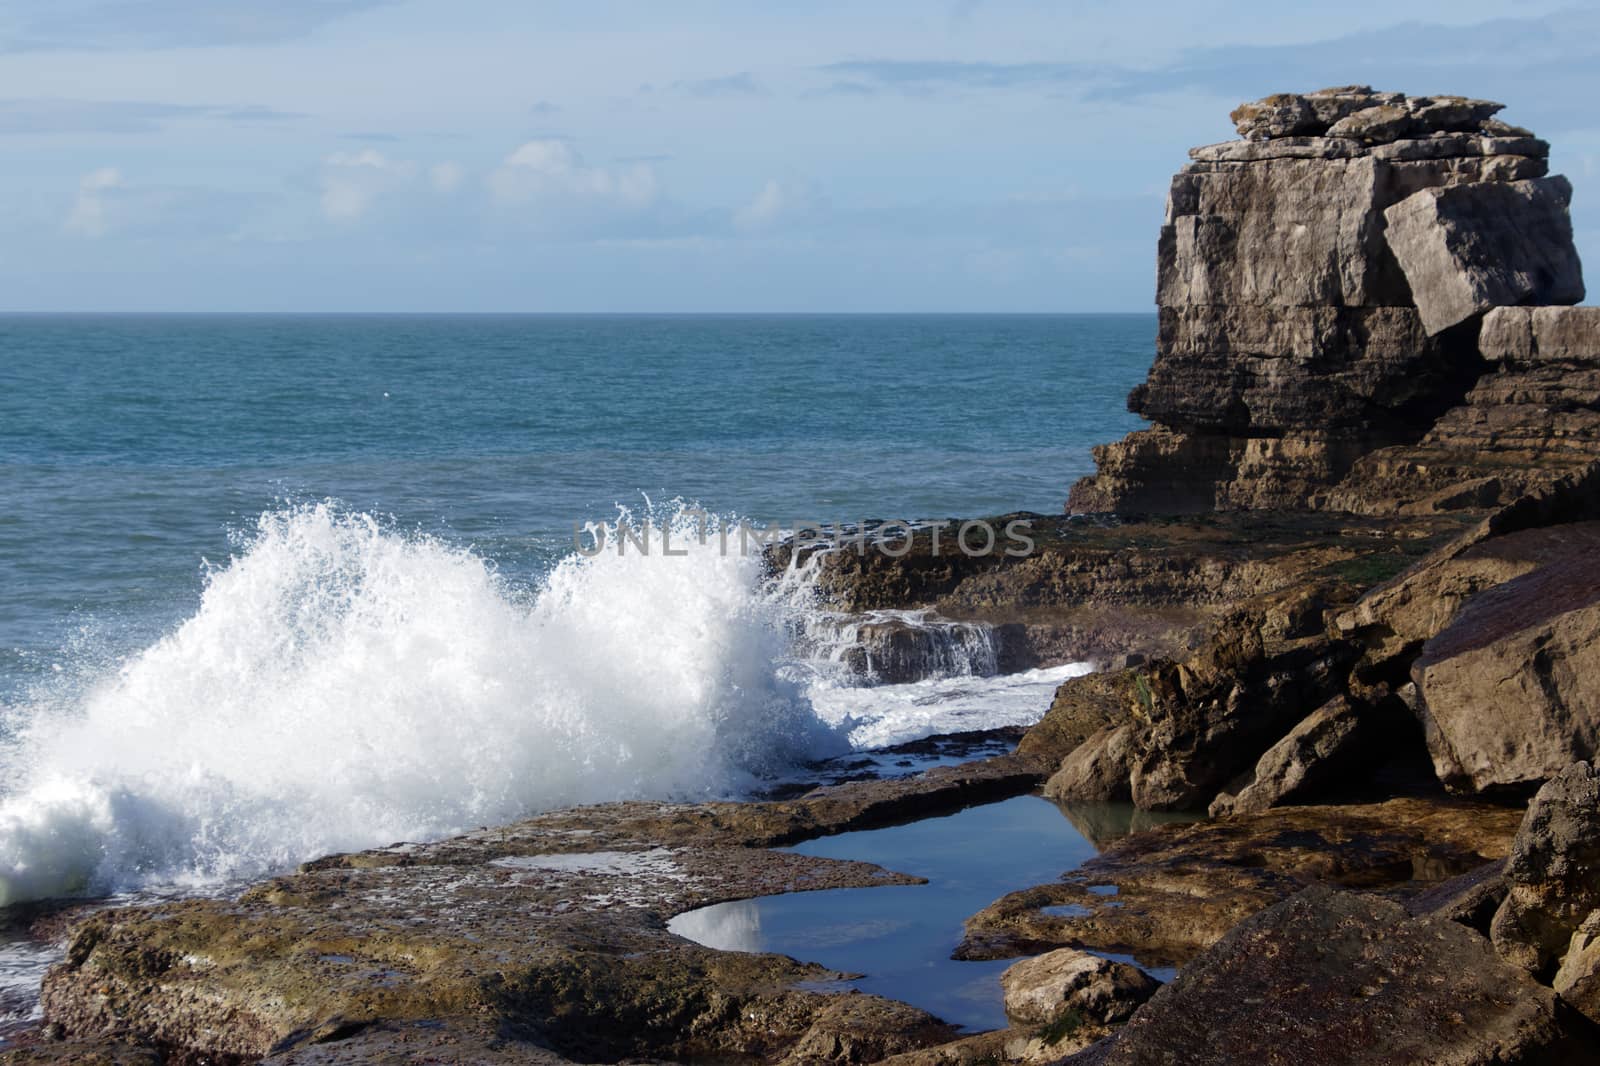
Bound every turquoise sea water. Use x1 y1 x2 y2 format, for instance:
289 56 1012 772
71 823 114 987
0 313 1151 697
0 313 1153 914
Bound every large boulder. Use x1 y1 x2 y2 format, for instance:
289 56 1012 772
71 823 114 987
1412 548 1600 792
1384 176 1585 335
1208 696 1373 817
1555 910 1600 1025
1000 949 1159 1028
1065 886 1600 1066
1491 762 1600 975
1043 725 1134 804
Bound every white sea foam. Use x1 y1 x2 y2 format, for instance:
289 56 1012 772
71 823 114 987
805 662 1096 750
0 503 1089 907
0 504 842 905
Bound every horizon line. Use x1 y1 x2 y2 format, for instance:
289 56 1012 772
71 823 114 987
0 309 1158 317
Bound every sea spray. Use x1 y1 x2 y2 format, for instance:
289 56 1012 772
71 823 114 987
0 503 846 905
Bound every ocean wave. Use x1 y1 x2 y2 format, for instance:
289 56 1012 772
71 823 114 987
0 503 845 905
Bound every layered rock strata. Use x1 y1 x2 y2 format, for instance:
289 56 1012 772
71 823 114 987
1069 87 1587 517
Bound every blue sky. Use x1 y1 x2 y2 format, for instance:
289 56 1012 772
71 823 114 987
1 0 1597 311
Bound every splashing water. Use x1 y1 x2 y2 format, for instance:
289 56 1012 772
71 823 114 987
0 504 846 905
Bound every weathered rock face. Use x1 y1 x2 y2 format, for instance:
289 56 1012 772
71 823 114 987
1207 695 1374 817
1384 177 1584 335
1069 87 1591 518
1412 547 1600 792
1326 311 1600 513
999 949 1159 1028
1491 762 1600 976
1228 89 1510 143
1065 886 1600 1066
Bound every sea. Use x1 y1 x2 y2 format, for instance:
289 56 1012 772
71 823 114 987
0 313 1151 913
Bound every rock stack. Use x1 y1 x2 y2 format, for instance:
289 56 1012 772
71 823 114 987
1069 87 1590 516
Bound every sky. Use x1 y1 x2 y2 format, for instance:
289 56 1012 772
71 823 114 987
0 0 1597 312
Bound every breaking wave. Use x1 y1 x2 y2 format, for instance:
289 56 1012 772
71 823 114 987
0 504 845 905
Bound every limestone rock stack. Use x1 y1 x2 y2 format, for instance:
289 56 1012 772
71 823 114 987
1069 87 1590 516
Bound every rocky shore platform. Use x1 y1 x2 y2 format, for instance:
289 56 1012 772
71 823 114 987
10 87 1600 1065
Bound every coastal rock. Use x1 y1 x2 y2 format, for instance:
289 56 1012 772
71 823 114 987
1412 546 1600 792
1384 176 1585 335
1042 725 1134 804
1063 886 1600 1066
779 511 1460 667
1226 88 1471 141
1208 696 1373 817
832 613 999 685
1157 155 1406 308
957 796 1519 965
1491 762 1600 975
999 949 1159 1027
1017 669 1134 768
1405 858 1508 933
25 757 1094 1064
1133 306 1477 436
1230 92 1320 140
1554 911 1600 1024
1072 88 1593 518
1123 589 1363 811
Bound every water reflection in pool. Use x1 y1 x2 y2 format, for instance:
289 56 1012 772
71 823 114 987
668 795 1193 1032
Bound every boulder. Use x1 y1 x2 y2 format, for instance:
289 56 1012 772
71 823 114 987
1491 762 1600 975
1383 176 1585 335
1413 549 1600 792
1064 886 1600 1066
1000 949 1159 1027
1125 596 1362 811
1554 910 1600 1025
1208 696 1372 817
1044 725 1134 804
1480 305 1600 364
1019 670 1134 769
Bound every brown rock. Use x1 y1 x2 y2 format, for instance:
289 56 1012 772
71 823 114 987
1065 886 1600 1066
957 796 1519 965
1491 762 1600 975
1413 549 1600 792
1554 910 1600 1025
1208 696 1373 816
1043 725 1134 804
999 949 1159 1027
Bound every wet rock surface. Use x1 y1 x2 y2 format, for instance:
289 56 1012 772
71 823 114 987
957 796 1519 966
19 762 1055 1065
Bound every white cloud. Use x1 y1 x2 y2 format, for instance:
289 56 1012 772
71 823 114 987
487 140 658 211
733 178 823 232
319 149 417 222
64 167 124 237
429 161 465 193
